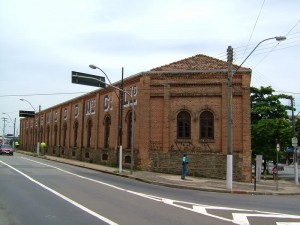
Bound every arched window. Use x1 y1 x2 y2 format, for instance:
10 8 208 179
177 111 191 139
127 111 133 148
104 116 111 148
74 121 78 147
46 126 50 146
87 119 92 147
54 124 58 146
200 111 214 139
63 122 67 147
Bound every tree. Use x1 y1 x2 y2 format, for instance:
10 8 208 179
251 86 291 124
296 117 300 146
251 86 293 162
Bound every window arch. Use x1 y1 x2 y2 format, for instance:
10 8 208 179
104 115 111 148
177 111 191 139
200 111 214 139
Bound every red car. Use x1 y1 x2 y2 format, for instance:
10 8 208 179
0 144 14 155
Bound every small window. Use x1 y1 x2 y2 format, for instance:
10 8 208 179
177 111 191 139
86 99 96 115
200 111 214 139
74 104 79 118
125 155 131 163
102 154 108 161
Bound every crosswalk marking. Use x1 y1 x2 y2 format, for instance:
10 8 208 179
232 213 300 225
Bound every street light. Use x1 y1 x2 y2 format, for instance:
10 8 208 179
226 36 286 190
89 65 135 174
276 143 280 191
20 98 37 112
89 65 123 174
234 36 287 74
2 113 16 149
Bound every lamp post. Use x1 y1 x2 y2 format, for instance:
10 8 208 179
89 65 135 175
226 36 286 190
2 113 16 150
20 98 37 112
276 143 280 191
20 99 41 155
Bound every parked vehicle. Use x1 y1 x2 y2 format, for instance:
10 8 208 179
0 144 13 155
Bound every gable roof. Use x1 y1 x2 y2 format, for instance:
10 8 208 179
150 54 244 72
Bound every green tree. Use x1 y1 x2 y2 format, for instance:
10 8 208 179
296 117 300 146
251 86 291 124
251 86 293 162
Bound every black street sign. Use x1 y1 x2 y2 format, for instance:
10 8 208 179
71 71 106 88
19 110 35 118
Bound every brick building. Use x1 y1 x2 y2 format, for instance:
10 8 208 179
20 54 252 181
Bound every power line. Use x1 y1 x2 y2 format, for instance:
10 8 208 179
253 19 300 68
241 0 266 59
0 92 88 98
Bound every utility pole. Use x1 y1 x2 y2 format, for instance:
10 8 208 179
119 67 124 174
291 97 299 185
227 46 233 190
2 118 8 144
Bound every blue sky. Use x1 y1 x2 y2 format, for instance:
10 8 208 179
0 0 299 135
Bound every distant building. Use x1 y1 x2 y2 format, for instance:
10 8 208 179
20 54 252 181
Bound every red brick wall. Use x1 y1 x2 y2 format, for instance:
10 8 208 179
19 70 252 181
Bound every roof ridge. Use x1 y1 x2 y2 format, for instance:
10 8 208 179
150 53 244 72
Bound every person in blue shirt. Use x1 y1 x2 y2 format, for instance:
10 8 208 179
181 154 188 179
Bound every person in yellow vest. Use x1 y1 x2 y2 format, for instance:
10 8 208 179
15 141 19 149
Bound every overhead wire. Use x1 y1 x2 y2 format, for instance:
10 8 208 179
253 19 300 68
241 0 266 59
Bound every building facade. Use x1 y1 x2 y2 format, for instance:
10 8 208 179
19 54 252 181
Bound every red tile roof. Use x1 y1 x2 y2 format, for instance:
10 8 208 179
150 54 241 71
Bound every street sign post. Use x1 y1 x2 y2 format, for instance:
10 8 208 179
71 71 106 88
292 137 299 185
19 110 35 118
276 143 280 191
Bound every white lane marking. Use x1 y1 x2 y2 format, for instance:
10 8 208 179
277 223 300 225
20 157 300 224
232 213 300 225
0 160 118 225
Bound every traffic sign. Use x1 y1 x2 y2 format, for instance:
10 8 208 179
19 110 35 118
292 137 298 147
71 71 106 88
276 143 280 152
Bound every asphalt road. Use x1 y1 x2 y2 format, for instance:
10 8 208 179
1 153 300 225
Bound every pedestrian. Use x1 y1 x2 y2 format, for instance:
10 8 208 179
272 164 278 181
181 154 189 179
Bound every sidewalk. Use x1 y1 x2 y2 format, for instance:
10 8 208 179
19 151 300 195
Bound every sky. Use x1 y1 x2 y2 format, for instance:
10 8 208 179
0 0 299 135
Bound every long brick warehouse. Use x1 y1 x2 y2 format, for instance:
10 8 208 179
20 54 252 182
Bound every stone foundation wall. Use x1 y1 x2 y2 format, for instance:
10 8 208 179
149 151 250 181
